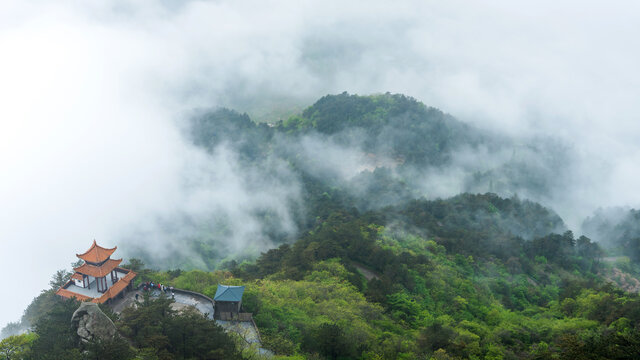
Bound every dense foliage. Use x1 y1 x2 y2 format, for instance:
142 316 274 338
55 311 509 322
282 92 482 167
126 213 639 359
121 195 637 359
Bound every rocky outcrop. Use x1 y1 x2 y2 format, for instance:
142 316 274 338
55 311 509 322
607 268 640 293
71 302 118 342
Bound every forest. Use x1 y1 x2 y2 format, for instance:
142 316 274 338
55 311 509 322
3 93 640 359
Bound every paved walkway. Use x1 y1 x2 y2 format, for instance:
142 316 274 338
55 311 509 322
217 320 270 355
170 291 215 319
110 289 141 314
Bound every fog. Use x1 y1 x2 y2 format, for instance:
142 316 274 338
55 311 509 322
2 0 640 330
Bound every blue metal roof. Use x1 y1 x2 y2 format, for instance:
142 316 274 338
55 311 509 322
213 284 245 302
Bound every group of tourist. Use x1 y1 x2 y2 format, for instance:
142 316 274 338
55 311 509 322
140 281 175 299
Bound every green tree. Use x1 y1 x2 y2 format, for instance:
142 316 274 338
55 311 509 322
29 297 82 360
124 258 145 272
48 269 71 289
119 294 241 359
303 323 350 360
84 337 134 360
0 333 36 360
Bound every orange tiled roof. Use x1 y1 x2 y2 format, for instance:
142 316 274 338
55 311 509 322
56 287 92 302
92 270 137 304
74 258 122 277
76 240 117 263
119 270 137 283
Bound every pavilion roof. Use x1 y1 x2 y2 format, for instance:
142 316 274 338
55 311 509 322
76 240 117 263
92 271 137 304
56 286 93 302
214 284 245 302
74 258 122 277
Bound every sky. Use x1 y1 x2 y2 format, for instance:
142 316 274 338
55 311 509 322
2 0 640 330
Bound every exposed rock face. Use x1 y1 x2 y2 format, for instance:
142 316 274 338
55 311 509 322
608 268 640 293
71 302 118 342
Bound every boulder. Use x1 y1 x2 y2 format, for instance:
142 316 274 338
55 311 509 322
71 302 118 342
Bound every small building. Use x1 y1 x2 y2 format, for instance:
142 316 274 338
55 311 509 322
213 284 245 320
56 240 136 304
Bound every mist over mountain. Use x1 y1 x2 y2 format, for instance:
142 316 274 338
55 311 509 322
582 207 640 261
116 93 574 270
3 2 640 354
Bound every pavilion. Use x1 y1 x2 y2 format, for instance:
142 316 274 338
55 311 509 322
213 284 245 320
56 240 137 304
